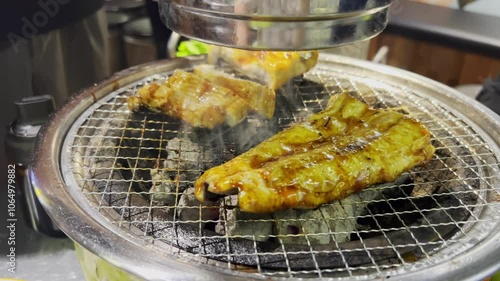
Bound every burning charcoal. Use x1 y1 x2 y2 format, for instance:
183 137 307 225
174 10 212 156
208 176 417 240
320 202 355 243
178 188 219 228
274 188 383 245
215 196 273 241
411 134 479 198
149 168 179 206
410 139 448 198
351 187 384 215
322 188 381 243
274 208 331 245
150 138 213 205
165 137 204 170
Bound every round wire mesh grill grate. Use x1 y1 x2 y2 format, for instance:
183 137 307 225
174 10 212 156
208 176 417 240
58 56 500 279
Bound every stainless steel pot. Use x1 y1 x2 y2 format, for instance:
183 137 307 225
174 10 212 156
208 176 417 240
31 54 500 280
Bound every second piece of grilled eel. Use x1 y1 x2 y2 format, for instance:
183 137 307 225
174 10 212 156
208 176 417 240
193 64 276 119
128 68 276 129
195 93 435 213
208 46 319 90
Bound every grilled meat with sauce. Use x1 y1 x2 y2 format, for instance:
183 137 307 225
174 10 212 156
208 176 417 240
193 64 276 119
127 68 275 128
208 46 319 90
195 93 435 213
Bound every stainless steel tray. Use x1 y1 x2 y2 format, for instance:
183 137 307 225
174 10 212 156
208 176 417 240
31 54 500 280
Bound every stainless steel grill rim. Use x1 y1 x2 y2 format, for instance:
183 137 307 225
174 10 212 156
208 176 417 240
31 54 500 281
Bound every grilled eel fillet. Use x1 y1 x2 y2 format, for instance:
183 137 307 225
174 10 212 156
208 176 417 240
127 68 275 128
193 65 275 119
208 46 319 90
195 93 435 213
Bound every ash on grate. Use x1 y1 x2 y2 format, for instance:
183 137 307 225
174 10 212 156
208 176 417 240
211 184 389 245
150 137 213 206
273 188 382 245
216 195 273 242
177 187 219 228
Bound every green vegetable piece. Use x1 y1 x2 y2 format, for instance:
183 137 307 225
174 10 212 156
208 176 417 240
249 21 272 29
176 40 209 57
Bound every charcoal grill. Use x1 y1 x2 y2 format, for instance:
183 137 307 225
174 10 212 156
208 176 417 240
31 54 500 280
